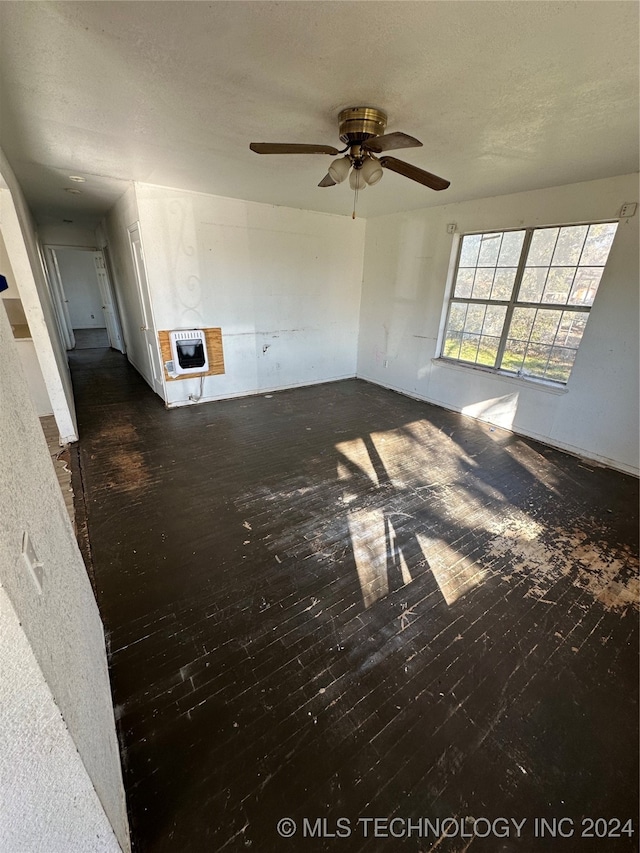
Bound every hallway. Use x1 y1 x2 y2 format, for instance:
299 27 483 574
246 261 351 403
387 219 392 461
69 349 639 853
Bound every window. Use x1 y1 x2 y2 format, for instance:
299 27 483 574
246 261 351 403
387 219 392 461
441 222 618 384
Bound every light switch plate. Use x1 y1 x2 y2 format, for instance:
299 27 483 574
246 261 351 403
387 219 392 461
620 203 637 218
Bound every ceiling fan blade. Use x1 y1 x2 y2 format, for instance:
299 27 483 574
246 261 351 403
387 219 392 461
380 156 450 190
318 173 337 187
250 143 339 155
363 132 423 153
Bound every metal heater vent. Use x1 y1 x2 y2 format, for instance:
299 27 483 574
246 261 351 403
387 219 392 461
169 329 209 376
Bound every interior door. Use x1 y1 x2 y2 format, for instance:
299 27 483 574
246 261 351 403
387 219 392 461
44 247 75 351
127 224 163 396
92 250 125 353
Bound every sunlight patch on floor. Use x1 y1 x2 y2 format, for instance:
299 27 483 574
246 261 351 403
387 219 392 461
346 508 415 609
347 507 388 609
336 427 487 609
418 534 487 606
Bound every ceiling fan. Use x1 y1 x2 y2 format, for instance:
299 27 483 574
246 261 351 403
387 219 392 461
250 106 450 193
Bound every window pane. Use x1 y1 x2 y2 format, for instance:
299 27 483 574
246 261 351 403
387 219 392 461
556 311 587 348
465 304 486 333
447 302 467 331
545 347 577 382
444 303 467 360
477 233 501 266
568 267 603 306
519 267 547 302
477 335 500 367
551 225 588 266
501 340 526 373
454 268 474 298
523 343 552 377
530 309 562 344
459 334 480 363
528 228 558 266
482 304 507 336
459 234 481 267
444 333 462 359
497 231 525 266
509 307 536 341
491 268 517 300
580 223 618 265
472 268 494 299
541 267 574 304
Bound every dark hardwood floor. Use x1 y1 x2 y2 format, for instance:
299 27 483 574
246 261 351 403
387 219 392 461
69 349 639 853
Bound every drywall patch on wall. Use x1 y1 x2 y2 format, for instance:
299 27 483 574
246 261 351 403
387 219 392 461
357 174 639 475
0 587 123 852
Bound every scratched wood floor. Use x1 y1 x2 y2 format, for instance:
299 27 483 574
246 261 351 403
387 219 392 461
69 349 639 853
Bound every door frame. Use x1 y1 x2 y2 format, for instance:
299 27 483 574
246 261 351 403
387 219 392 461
43 245 75 351
127 223 164 397
100 243 127 354
43 245 126 354
92 249 125 353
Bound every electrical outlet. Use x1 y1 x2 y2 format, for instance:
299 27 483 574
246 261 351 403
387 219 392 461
446 223 457 234
620 203 637 218
21 531 44 592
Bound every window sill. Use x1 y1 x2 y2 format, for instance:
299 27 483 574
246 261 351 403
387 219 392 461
431 357 570 395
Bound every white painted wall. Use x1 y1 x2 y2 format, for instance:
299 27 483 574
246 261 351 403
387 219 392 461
38 222 98 248
13 339 53 415
0 307 130 851
102 186 157 388
0 588 122 853
0 148 77 442
134 183 365 406
0 223 17 293
357 174 639 475
0 231 52 415
54 247 105 329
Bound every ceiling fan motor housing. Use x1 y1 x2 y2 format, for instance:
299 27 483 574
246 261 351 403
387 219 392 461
338 106 387 145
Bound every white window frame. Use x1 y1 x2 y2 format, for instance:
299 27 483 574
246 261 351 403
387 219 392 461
438 220 618 386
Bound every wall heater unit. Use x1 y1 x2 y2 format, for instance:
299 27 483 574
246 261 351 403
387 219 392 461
169 329 209 376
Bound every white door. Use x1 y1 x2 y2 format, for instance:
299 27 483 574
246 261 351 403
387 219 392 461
92 251 125 353
127 224 163 396
44 247 75 351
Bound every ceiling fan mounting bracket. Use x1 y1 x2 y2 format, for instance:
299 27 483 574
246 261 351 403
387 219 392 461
338 106 387 145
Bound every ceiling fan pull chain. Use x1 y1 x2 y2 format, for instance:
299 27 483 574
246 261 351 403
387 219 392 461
352 185 358 219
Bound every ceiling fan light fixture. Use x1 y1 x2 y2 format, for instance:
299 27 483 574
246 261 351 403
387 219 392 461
360 156 384 186
349 168 366 191
328 156 351 184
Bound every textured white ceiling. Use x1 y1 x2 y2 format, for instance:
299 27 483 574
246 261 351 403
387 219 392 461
0 1 638 225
